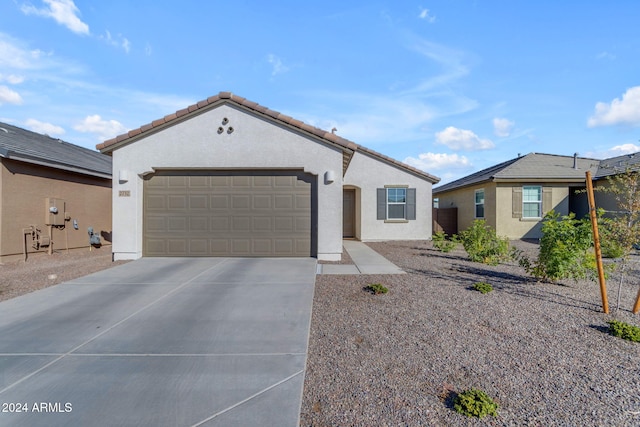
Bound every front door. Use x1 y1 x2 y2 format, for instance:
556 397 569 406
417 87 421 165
343 189 355 238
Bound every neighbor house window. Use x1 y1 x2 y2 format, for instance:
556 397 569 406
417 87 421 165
475 189 485 218
387 188 407 219
522 185 542 218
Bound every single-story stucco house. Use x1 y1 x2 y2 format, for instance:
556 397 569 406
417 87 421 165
97 92 440 261
433 151 640 239
0 122 112 262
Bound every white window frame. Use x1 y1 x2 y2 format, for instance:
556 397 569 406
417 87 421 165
474 189 485 218
387 188 407 220
522 185 542 218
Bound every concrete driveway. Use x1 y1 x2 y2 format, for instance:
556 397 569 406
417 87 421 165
0 257 317 426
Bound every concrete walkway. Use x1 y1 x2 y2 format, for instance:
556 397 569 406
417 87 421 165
0 257 317 427
316 240 405 275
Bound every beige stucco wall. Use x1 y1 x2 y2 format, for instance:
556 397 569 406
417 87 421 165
436 182 580 239
435 183 497 234
0 159 112 262
343 151 434 241
494 183 570 239
111 104 344 261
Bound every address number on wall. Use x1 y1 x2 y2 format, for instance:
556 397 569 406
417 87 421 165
119 190 131 197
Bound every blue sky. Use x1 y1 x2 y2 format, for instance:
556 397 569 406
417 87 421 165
1 1 640 184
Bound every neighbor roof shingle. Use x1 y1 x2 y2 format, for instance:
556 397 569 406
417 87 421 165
0 122 112 178
97 91 439 183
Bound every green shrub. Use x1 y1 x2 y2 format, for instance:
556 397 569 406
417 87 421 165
365 283 388 295
515 211 597 282
458 220 510 265
432 231 457 253
453 388 498 418
473 282 493 294
608 320 640 342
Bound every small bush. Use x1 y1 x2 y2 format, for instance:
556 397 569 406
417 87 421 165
458 220 510 265
453 388 498 418
514 211 597 283
365 283 388 295
432 231 457 253
473 282 493 294
608 320 640 343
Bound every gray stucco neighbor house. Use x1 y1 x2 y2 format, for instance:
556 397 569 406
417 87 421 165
97 92 440 261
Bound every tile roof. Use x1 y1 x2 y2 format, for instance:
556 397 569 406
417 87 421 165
0 122 111 178
97 91 440 183
434 153 601 193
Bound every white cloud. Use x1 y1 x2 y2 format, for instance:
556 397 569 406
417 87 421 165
404 152 471 171
99 30 131 53
586 143 640 159
21 0 89 35
25 118 65 135
418 8 436 23
435 126 494 151
74 115 127 140
588 86 640 127
493 117 514 137
0 86 23 105
267 54 289 76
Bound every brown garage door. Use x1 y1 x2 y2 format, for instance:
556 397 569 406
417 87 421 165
143 171 312 257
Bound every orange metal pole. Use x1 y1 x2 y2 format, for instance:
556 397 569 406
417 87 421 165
633 288 640 314
586 171 609 314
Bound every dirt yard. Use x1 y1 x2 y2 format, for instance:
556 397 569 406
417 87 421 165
0 246 128 302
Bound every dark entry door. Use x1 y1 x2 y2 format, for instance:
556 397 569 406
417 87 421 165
343 189 355 238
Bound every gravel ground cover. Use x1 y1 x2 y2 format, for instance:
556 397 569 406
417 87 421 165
301 240 640 426
0 247 128 302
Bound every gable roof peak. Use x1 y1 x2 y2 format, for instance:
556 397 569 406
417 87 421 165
97 91 440 183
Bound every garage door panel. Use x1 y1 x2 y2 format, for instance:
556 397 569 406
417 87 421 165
189 239 209 255
253 217 272 231
211 195 229 209
189 195 208 209
189 217 209 232
168 217 187 232
232 195 251 209
144 172 312 257
146 195 166 210
274 195 293 209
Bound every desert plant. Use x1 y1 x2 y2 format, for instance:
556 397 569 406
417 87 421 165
515 211 596 283
453 388 498 418
432 231 457 253
458 220 510 265
365 283 388 294
472 282 493 294
608 320 640 343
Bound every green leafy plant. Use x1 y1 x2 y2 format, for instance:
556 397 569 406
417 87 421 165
514 211 596 283
432 231 457 253
453 388 498 418
608 320 640 343
458 220 510 265
365 283 388 295
472 282 493 294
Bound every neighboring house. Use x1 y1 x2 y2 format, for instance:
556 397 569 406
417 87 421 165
97 92 440 261
433 153 601 239
433 151 640 239
0 122 112 262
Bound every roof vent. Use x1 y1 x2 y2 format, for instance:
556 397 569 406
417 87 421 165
573 152 579 169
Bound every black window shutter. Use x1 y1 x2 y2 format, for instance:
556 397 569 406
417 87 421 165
377 188 386 220
407 188 416 220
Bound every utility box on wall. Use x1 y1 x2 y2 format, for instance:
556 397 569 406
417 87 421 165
45 197 66 226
